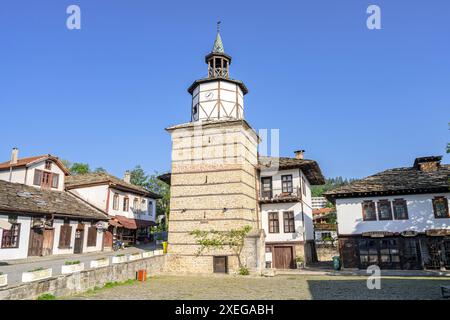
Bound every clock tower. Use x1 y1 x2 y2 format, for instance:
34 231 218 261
165 24 265 275
189 24 247 122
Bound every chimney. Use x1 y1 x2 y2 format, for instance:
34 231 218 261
10 148 19 165
294 150 305 160
124 170 131 183
413 156 442 172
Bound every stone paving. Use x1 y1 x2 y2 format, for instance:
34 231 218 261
67 274 450 300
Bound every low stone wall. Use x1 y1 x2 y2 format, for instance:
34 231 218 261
0 255 165 300
316 245 339 262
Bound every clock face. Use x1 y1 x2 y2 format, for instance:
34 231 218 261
204 91 214 101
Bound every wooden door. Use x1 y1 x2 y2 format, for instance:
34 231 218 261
273 246 294 269
213 256 228 273
42 229 54 256
339 238 358 268
103 230 113 249
41 172 52 189
28 228 44 257
74 227 84 254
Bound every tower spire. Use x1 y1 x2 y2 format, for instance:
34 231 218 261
212 21 225 53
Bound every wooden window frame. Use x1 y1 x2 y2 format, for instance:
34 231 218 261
281 175 293 194
268 212 279 233
133 198 139 212
283 211 295 233
377 200 393 221
362 201 377 221
261 177 273 198
123 197 129 212
393 199 409 220
433 197 449 219
33 169 43 186
45 160 52 170
51 173 59 189
1 223 21 249
113 194 119 210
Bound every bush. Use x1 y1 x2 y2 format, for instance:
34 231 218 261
37 293 56 300
28 267 44 272
64 260 81 265
238 266 250 276
116 254 125 257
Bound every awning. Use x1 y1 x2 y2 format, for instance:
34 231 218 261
136 219 157 228
0 220 12 230
113 215 137 230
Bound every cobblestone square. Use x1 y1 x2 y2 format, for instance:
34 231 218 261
67 274 450 300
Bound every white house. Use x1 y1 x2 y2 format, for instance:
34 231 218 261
259 150 325 268
66 172 161 247
324 156 450 270
0 149 109 261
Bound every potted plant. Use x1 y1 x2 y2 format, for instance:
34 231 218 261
61 260 84 274
128 252 142 261
0 272 7 287
90 257 110 268
22 267 53 283
295 256 305 269
112 254 128 264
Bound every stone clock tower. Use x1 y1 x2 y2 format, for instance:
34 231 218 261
165 25 265 274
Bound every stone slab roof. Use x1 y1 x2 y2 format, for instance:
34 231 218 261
324 160 450 200
0 180 108 220
0 154 70 175
65 173 162 199
259 156 325 185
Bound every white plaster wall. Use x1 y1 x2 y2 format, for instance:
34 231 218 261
261 202 307 242
0 168 26 184
0 215 31 261
108 188 156 222
259 168 314 241
69 185 109 212
336 193 450 235
25 161 66 191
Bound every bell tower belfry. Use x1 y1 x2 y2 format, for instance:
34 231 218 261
189 22 247 122
165 23 265 275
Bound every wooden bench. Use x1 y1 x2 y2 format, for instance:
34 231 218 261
441 286 450 298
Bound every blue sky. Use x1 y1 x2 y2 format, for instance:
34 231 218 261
0 0 449 179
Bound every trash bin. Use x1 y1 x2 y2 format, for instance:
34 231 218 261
332 256 341 271
137 269 147 282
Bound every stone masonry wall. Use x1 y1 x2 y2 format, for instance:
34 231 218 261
0 255 165 300
166 120 265 274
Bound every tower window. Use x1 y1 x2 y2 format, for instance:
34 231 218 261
193 105 198 115
215 58 222 68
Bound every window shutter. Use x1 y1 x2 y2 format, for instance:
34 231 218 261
59 224 72 248
51 173 59 188
33 170 42 186
87 226 97 247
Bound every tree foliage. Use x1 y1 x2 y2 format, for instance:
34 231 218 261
128 165 170 229
69 163 91 175
190 225 252 268
311 176 356 197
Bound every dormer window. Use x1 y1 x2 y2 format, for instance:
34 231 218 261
33 169 59 189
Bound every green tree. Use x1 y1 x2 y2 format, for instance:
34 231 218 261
93 167 107 174
190 226 252 269
69 163 90 175
129 165 149 187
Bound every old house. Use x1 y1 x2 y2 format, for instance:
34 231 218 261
0 149 108 260
259 152 325 268
324 156 450 270
66 172 161 247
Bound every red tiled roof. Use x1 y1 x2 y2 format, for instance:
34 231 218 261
0 155 47 170
0 155 70 175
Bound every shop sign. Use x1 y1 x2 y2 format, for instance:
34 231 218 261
96 221 108 230
426 229 450 237
400 230 419 237
362 231 393 238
